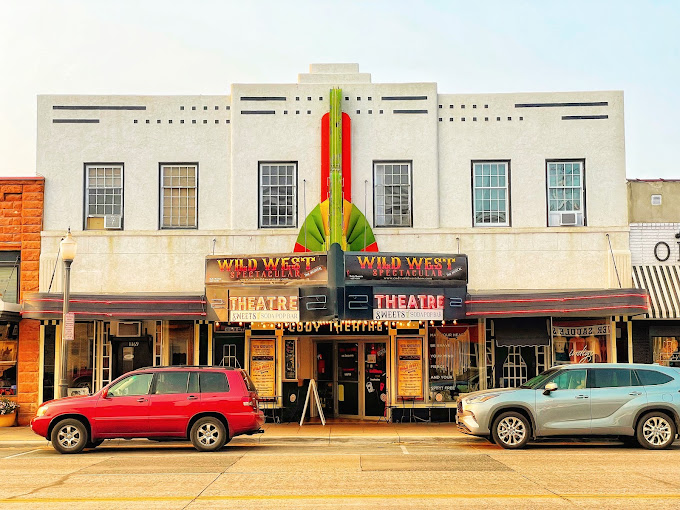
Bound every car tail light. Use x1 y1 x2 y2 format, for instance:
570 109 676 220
242 396 257 410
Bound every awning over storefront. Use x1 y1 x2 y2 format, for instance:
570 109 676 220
633 265 680 319
466 288 649 318
21 293 206 321
493 317 550 346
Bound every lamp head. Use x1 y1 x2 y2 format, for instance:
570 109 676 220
60 228 77 262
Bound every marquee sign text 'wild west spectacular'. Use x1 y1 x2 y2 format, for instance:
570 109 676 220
345 253 467 283
206 254 327 285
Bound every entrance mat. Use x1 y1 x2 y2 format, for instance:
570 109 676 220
360 454 510 472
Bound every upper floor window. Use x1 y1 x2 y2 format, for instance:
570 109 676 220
473 161 509 226
374 162 412 227
547 160 585 226
85 165 123 230
161 164 197 229
259 163 297 228
0 252 20 304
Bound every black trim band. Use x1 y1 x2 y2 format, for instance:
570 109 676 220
515 102 608 108
53 119 99 123
53 105 146 110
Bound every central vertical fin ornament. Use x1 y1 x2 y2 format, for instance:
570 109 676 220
328 88 343 248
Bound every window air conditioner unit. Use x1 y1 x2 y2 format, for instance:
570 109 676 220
104 215 122 229
559 212 578 226
114 321 142 337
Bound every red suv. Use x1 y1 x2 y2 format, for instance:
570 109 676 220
31 366 264 454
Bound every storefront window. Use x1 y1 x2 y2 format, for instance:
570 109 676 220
428 325 480 401
652 337 680 367
165 321 194 365
552 320 610 365
0 322 18 395
66 323 95 394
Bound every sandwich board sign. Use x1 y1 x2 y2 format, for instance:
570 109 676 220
299 379 326 426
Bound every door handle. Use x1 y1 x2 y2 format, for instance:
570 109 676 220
575 395 589 399
187 395 198 400
629 391 643 396
137 398 148 403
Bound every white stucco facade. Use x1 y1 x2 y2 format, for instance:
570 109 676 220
37 63 631 295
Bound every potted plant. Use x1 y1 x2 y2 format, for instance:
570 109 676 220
0 397 19 427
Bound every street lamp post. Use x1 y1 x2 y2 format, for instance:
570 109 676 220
58 228 77 399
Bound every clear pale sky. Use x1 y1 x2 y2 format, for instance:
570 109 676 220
1 0 678 179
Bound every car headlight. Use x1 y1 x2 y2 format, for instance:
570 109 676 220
36 405 49 417
464 393 501 404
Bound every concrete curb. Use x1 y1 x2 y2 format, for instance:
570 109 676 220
0 435 485 449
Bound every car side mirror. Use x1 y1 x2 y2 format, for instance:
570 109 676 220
543 382 558 396
102 388 109 399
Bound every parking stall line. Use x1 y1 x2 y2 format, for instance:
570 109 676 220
3 449 42 459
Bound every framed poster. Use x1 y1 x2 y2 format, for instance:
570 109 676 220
284 338 297 380
250 338 276 397
396 337 423 399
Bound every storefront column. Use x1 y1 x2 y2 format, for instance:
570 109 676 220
38 323 45 405
207 323 214 366
627 320 634 362
388 327 397 410
193 322 200 366
275 328 284 404
609 318 617 363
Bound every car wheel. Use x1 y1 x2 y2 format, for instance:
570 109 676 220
51 419 88 454
492 411 531 449
637 412 676 450
190 417 227 452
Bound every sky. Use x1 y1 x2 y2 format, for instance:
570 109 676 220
1 0 678 179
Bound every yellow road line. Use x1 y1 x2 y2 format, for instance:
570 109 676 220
3 493 680 504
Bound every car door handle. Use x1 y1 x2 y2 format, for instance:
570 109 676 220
629 391 643 396
137 398 148 403
187 395 198 400
575 395 589 399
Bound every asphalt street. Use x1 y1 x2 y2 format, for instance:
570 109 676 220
2 439 680 509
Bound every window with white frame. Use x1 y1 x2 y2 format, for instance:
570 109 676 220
85 165 123 229
161 164 197 228
547 161 585 226
374 162 412 227
259 163 297 228
473 161 509 226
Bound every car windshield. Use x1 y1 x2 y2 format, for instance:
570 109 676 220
519 368 560 389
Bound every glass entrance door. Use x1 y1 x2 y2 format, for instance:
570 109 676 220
364 342 387 417
337 342 359 416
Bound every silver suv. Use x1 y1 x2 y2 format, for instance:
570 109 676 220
457 363 680 449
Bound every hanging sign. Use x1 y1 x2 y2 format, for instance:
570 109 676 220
206 254 327 285
345 252 467 284
397 337 423 398
63 312 75 341
250 338 276 397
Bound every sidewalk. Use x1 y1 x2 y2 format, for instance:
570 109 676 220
0 421 483 447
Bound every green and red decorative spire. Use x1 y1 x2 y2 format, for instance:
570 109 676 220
294 88 378 253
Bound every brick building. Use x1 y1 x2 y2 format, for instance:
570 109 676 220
0 177 44 424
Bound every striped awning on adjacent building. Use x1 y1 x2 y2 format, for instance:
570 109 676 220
632 265 680 319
